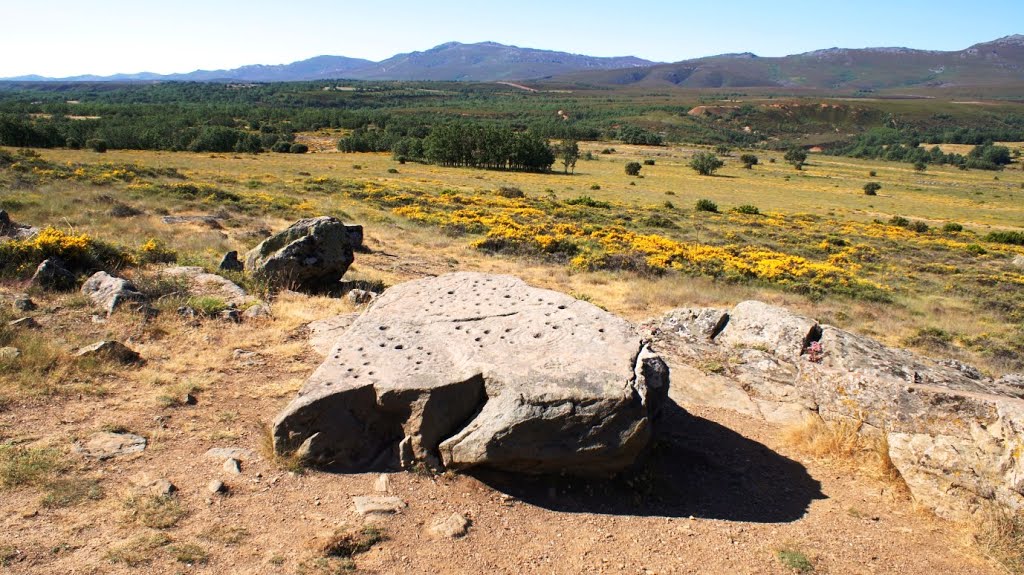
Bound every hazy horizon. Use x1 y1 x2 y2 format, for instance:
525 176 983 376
1 0 1018 78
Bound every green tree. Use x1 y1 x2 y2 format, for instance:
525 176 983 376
784 148 808 170
863 182 881 195
559 139 579 174
740 154 759 169
689 152 724 176
624 161 642 176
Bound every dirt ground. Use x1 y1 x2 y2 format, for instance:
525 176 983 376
0 233 1006 575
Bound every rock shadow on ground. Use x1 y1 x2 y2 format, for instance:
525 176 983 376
469 401 825 523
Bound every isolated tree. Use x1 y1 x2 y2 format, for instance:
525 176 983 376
740 154 759 169
559 139 580 174
689 152 724 176
913 160 927 172
784 147 808 170
714 145 732 156
625 161 642 176
863 182 881 195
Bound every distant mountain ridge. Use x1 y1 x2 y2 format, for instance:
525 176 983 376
2 42 656 83
5 36 1022 88
551 35 1024 90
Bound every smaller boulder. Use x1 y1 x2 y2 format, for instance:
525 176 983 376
207 479 227 495
1014 254 1024 270
12 294 36 312
205 447 256 461
81 272 145 315
352 496 406 516
74 432 147 460
242 303 271 319
220 309 241 323
0 347 20 361
219 250 244 272
31 258 76 291
0 210 38 240
243 216 356 292
429 513 470 539
76 340 141 364
373 474 392 493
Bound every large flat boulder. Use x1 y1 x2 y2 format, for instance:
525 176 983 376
644 302 1024 521
273 272 669 475
160 266 250 306
244 216 357 292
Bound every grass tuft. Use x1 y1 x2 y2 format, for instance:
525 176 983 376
105 533 171 566
776 546 815 573
0 444 64 488
124 494 188 529
976 506 1024 574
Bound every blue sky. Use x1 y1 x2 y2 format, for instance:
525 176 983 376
1 0 1018 77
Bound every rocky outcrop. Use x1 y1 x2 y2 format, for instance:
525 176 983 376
81 271 145 315
644 301 1024 521
75 340 141 364
273 272 669 475
161 266 250 306
244 217 358 291
31 258 76 291
0 210 38 240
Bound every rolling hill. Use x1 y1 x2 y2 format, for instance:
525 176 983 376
549 35 1024 90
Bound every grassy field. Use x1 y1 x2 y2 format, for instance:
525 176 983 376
2 140 1023 573
2 140 1023 376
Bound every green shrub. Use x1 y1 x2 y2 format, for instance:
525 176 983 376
965 243 987 255
589 184 601 190
740 154 758 168
643 159 655 166
271 141 291 153
985 231 1024 245
289 143 308 154
889 215 910 227
496 186 525 198
695 199 719 213
863 182 881 196
186 296 229 316
942 222 963 233
565 195 611 209
624 162 642 176
85 138 108 153
908 220 930 233
734 204 760 215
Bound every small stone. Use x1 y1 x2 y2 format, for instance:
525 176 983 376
145 478 177 497
12 294 36 312
223 458 241 475
177 306 198 320
346 289 376 305
429 513 470 538
352 496 406 516
219 250 244 272
1013 254 1024 269
242 303 271 319
208 480 227 494
374 474 392 493
8 317 39 329
182 393 197 406
220 309 241 323
0 347 20 361
75 340 141 364
74 432 147 460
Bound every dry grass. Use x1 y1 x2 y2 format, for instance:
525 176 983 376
105 532 171 566
975 506 1024 575
258 423 307 473
123 493 188 529
782 415 907 493
0 444 64 488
